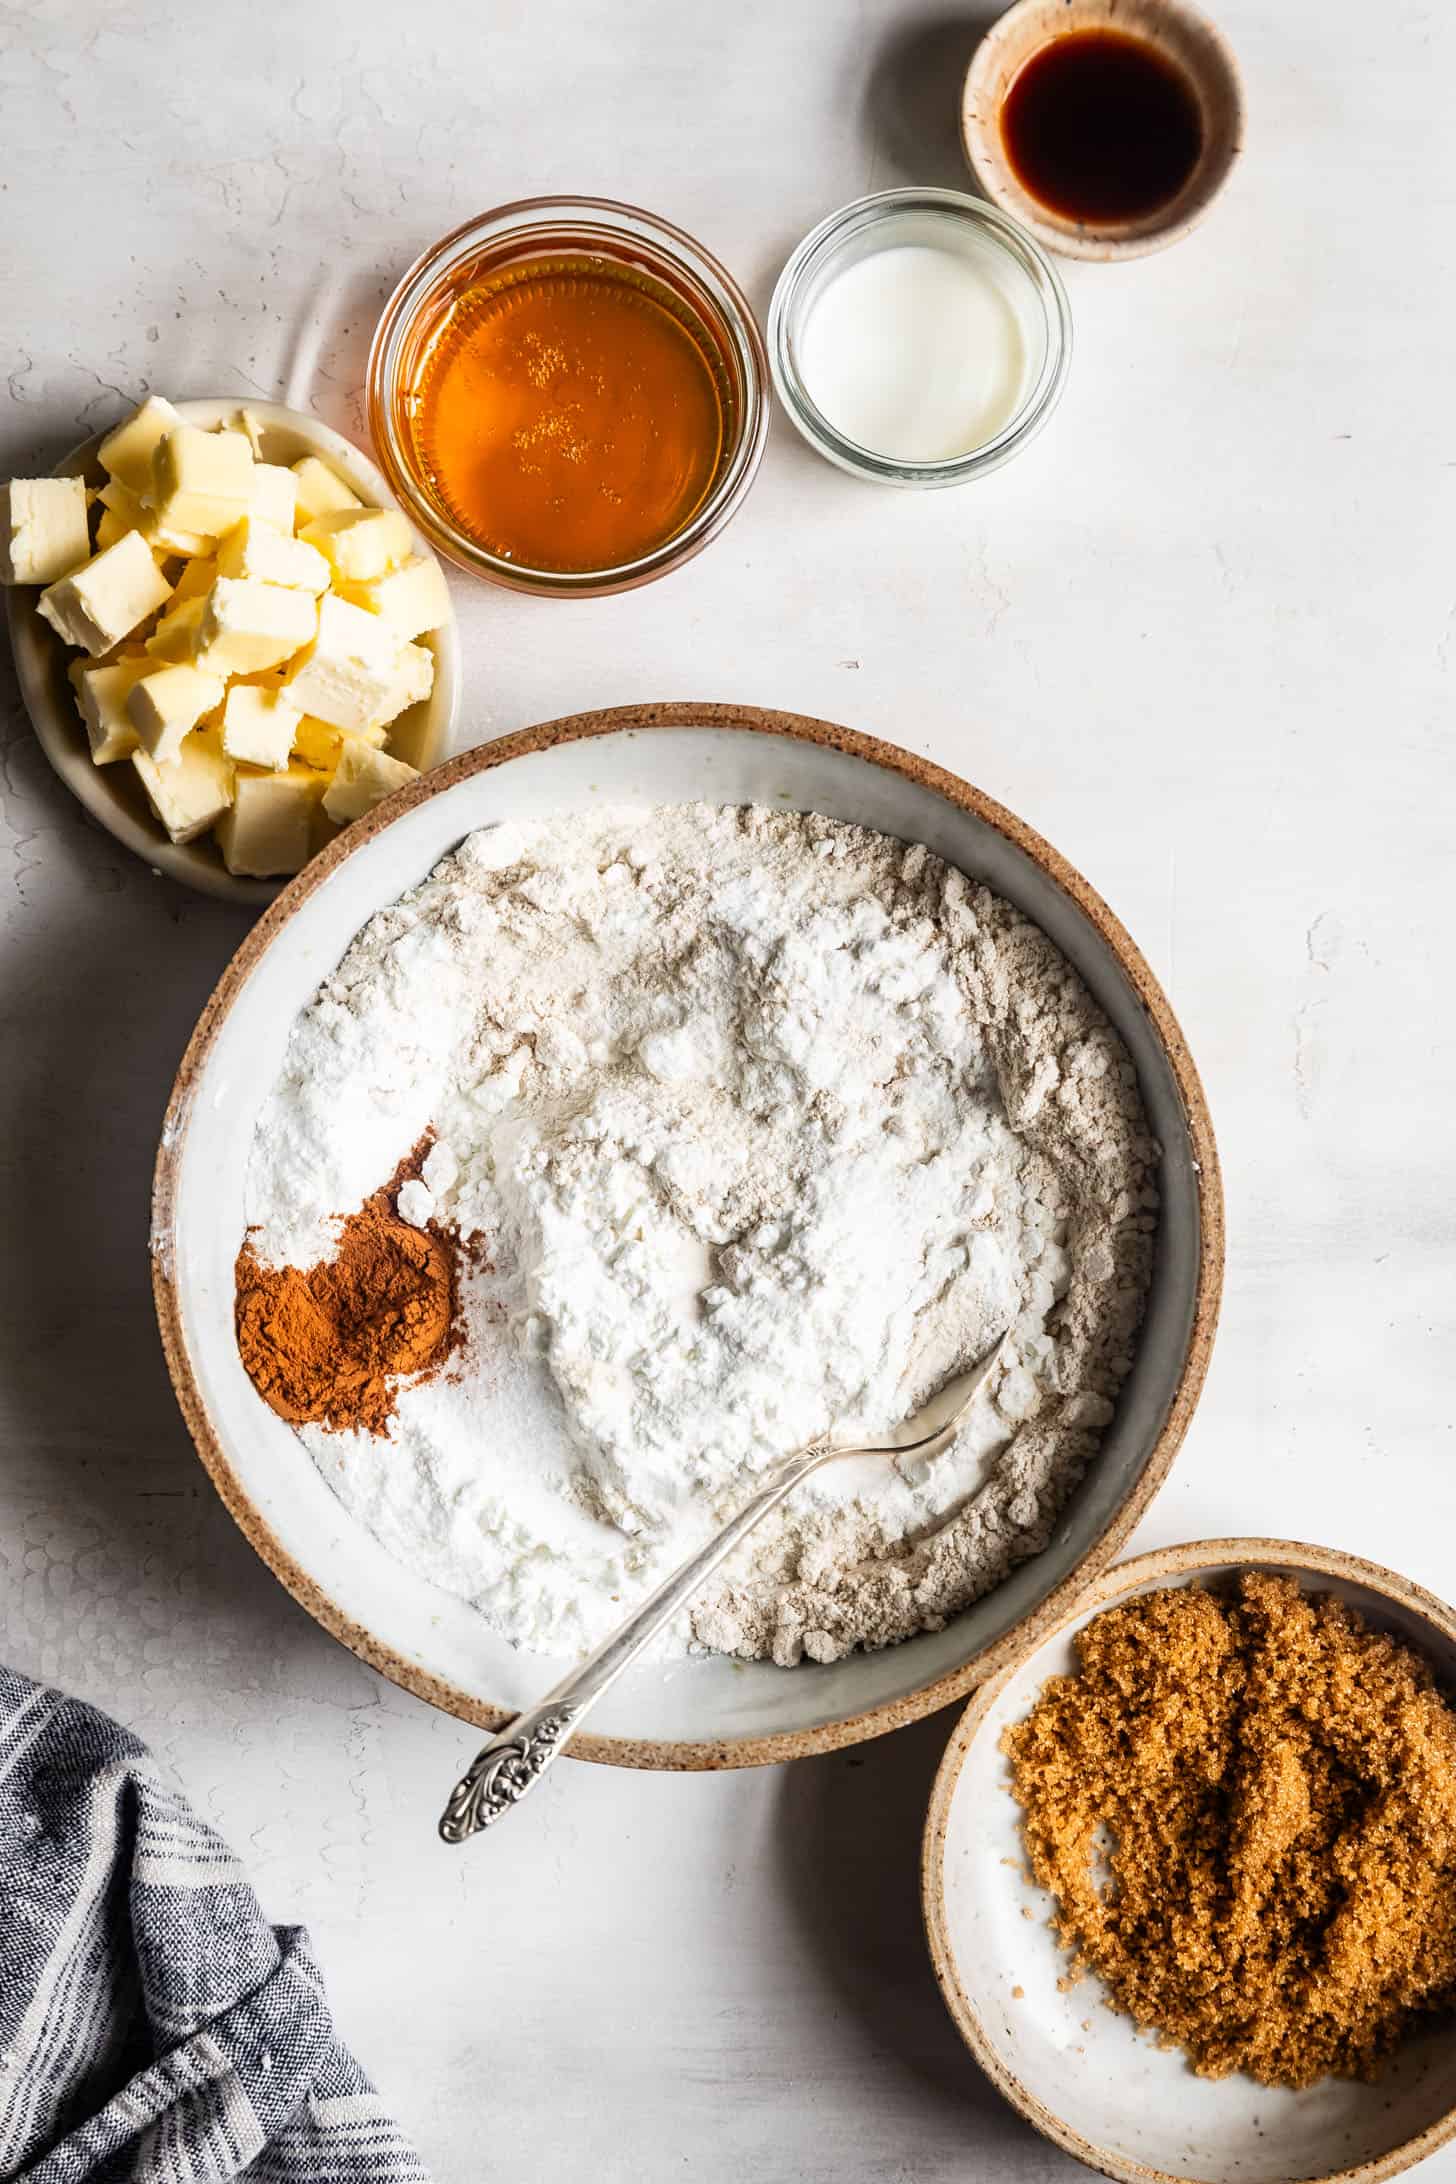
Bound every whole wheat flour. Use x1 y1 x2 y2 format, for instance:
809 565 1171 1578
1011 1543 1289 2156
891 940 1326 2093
244 805 1157 1664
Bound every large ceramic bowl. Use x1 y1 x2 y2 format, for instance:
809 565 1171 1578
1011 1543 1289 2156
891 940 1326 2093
6 398 460 906
923 1540 1456 2184
151 704 1222 1767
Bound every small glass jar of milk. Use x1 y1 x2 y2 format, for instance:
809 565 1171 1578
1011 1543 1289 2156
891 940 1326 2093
769 188 1071 486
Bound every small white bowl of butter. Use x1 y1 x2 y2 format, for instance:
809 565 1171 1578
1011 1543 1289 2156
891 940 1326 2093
5 398 460 906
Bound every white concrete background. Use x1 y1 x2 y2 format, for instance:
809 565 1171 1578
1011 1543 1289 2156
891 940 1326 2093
2 0 1453 2177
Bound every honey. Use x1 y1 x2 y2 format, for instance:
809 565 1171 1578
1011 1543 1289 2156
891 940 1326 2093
405 256 729 575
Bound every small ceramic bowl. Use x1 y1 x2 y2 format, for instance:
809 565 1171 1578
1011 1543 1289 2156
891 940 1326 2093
924 1539 1456 2184
6 398 460 906
152 705 1222 1770
962 0 1244 262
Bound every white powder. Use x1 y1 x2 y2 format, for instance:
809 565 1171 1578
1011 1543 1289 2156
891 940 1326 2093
245 805 1157 1665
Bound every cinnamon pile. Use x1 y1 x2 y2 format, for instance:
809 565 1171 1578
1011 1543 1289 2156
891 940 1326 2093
235 1150 459 1437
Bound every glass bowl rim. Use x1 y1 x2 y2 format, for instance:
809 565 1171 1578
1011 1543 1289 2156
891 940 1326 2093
367 194 771 597
767 185 1073 488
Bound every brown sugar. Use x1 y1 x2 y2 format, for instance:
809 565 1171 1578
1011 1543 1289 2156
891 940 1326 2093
1003 1573 1456 2088
235 1146 459 1437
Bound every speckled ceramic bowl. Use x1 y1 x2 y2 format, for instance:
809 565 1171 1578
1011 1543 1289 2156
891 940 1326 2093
961 0 1244 262
6 398 460 906
151 705 1222 1769
924 1539 1456 2184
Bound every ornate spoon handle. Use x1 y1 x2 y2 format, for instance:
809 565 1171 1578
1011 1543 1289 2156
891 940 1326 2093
439 1438 834 1843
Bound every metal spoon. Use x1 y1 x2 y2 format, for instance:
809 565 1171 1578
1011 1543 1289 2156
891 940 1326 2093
438 1332 1009 1844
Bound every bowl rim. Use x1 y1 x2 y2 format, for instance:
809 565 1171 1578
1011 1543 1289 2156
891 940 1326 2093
151 701 1224 1770
960 0 1246 263
921 1536 1456 2184
5 397 461 906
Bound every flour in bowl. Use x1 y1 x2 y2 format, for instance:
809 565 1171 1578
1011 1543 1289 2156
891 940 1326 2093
243 805 1157 1664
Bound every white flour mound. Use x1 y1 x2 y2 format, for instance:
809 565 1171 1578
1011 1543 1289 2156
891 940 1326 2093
245 805 1158 1665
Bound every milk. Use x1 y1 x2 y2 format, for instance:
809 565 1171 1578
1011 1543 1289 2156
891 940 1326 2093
797 239 1030 464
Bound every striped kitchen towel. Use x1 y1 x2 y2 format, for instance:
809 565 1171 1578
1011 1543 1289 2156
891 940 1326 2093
0 1667 429 2183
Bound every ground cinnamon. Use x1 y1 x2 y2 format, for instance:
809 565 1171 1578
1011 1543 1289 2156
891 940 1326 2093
1004 1573 1456 2087
235 1148 458 1437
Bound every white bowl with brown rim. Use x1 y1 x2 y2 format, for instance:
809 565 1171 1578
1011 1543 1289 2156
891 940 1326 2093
923 1539 1456 2184
151 703 1222 1770
961 0 1245 262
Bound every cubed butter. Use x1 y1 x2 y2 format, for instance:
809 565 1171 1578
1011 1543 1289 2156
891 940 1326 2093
37 530 173 656
146 594 206 663
1 477 91 585
132 733 234 843
340 553 450 641
291 714 344 770
234 409 267 458
149 425 254 537
290 455 361 528
194 576 318 675
364 639 433 732
216 765 323 876
97 395 183 497
321 736 419 825
169 555 219 605
94 504 131 552
281 592 402 732
215 516 330 592
300 507 412 583
99 477 211 559
68 652 151 763
250 463 297 532
219 683 301 770
127 664 227 764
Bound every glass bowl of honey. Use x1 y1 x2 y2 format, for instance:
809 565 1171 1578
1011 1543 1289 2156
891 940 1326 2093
368 198 770 598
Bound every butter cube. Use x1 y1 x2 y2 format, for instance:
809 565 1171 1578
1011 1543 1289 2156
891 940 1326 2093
146 594 206 663
194 577 318 676
94 505 131 552
216 764 323 876
149 425 254 537
37 530 173 656
340 553 450 641
215 517 330 592
250 463 297 532
366 639 434 730
69 652 151 763
290 455 361 528
322 736 419 825
133 733 234 843
98 395 183 497
127 664 228 764
219 683 301 769
169 555 219 605
99 477 211 559
300 507 412 582
282 593 403 732
291 714 345 770
1 477 91 585
233 409 267 458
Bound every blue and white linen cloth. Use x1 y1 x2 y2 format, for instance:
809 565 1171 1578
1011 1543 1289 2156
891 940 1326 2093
0 1668 429 2183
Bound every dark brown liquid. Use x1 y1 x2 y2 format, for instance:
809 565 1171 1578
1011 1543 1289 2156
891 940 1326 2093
1000 29 1204 225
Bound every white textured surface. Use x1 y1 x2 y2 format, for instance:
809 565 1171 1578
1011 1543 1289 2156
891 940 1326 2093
1 2 1453 2179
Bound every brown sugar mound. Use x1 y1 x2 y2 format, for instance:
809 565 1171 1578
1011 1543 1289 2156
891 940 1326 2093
235 1150 458 1437
1003 1573 1456 2088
